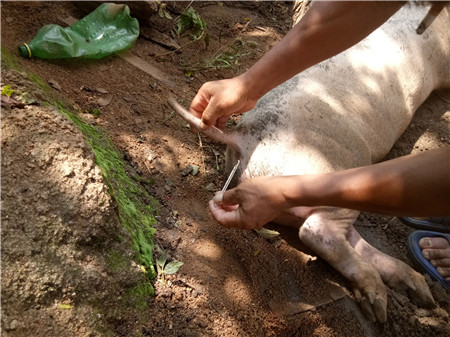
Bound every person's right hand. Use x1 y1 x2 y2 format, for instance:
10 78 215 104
190 75 258 130
208 176 294 229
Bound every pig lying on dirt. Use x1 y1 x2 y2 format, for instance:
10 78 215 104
169 4 450 322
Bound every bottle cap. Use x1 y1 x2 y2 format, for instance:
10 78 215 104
18 44 32 58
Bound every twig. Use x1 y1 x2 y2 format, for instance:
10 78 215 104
198 133 206 169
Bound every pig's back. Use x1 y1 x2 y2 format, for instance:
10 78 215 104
236 4 449 179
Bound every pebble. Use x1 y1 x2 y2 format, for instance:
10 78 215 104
181 165 193 177
205 183 216 192
191 165 199 176
9 320 19 330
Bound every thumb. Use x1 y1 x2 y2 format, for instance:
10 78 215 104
200 97 222 130
212 188 239 205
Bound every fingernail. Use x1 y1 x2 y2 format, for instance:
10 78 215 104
213 192 223 204
419 238 431 248
422 250 430 259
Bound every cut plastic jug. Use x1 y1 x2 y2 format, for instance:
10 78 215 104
18 3 139 59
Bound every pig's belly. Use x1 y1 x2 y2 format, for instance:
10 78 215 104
272 206 314 228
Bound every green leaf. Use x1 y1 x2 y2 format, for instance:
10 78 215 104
204 33 210 49
1 85 14 97
156 250 167 269
176 6 207 41
164 10 172 20
163 260 183 274
256 228 280 239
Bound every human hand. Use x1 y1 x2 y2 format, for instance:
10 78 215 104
208 176 291 229
190 75 258 130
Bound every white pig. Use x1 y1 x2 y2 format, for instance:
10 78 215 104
169 3 449 322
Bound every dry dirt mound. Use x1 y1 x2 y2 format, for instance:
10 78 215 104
1 68 151 336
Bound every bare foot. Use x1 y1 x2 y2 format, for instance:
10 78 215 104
419 236 450 280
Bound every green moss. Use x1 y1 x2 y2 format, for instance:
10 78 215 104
127 282 154 310
56 103 159 280
1 47 21 70
106 249 128 272
28 73 48 93
1 45 159 287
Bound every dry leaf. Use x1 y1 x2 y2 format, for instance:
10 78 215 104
98 94 113 106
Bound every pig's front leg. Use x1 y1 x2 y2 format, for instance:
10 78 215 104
299 207 388 322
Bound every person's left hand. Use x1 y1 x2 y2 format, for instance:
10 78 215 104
208 176 291 229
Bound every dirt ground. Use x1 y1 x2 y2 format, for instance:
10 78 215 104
1 1 450 337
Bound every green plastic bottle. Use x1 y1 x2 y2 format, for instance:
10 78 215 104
18 3 139 59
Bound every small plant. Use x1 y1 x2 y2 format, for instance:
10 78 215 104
89 108 101 118
182 38 252 72
156 1 172 19
176 7 209 46
1 85 14 97
155 245 183 283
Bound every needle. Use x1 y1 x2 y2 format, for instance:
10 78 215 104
221 160 240 193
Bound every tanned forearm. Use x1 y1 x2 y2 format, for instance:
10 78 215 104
241 1 406 101
284 147 450 216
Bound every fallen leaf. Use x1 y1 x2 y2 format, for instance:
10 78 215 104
256 228 280 240
191 165 199 176
48 79 61 91
205 183 216 192
97 94 113 106
95 87 109 94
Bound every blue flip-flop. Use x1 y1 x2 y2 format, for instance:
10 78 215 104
407 230 450 292
400 217 450 233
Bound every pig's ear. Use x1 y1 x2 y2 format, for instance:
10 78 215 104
167 95 240 149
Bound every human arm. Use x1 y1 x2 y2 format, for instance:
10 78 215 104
210 147 450 229
191 1 406 130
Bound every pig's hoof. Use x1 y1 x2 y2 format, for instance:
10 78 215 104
384 261 435 308
353 284 388 323
405 271 435 308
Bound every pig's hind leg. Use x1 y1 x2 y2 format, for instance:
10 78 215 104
299 207 388 322
346 226 435 307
